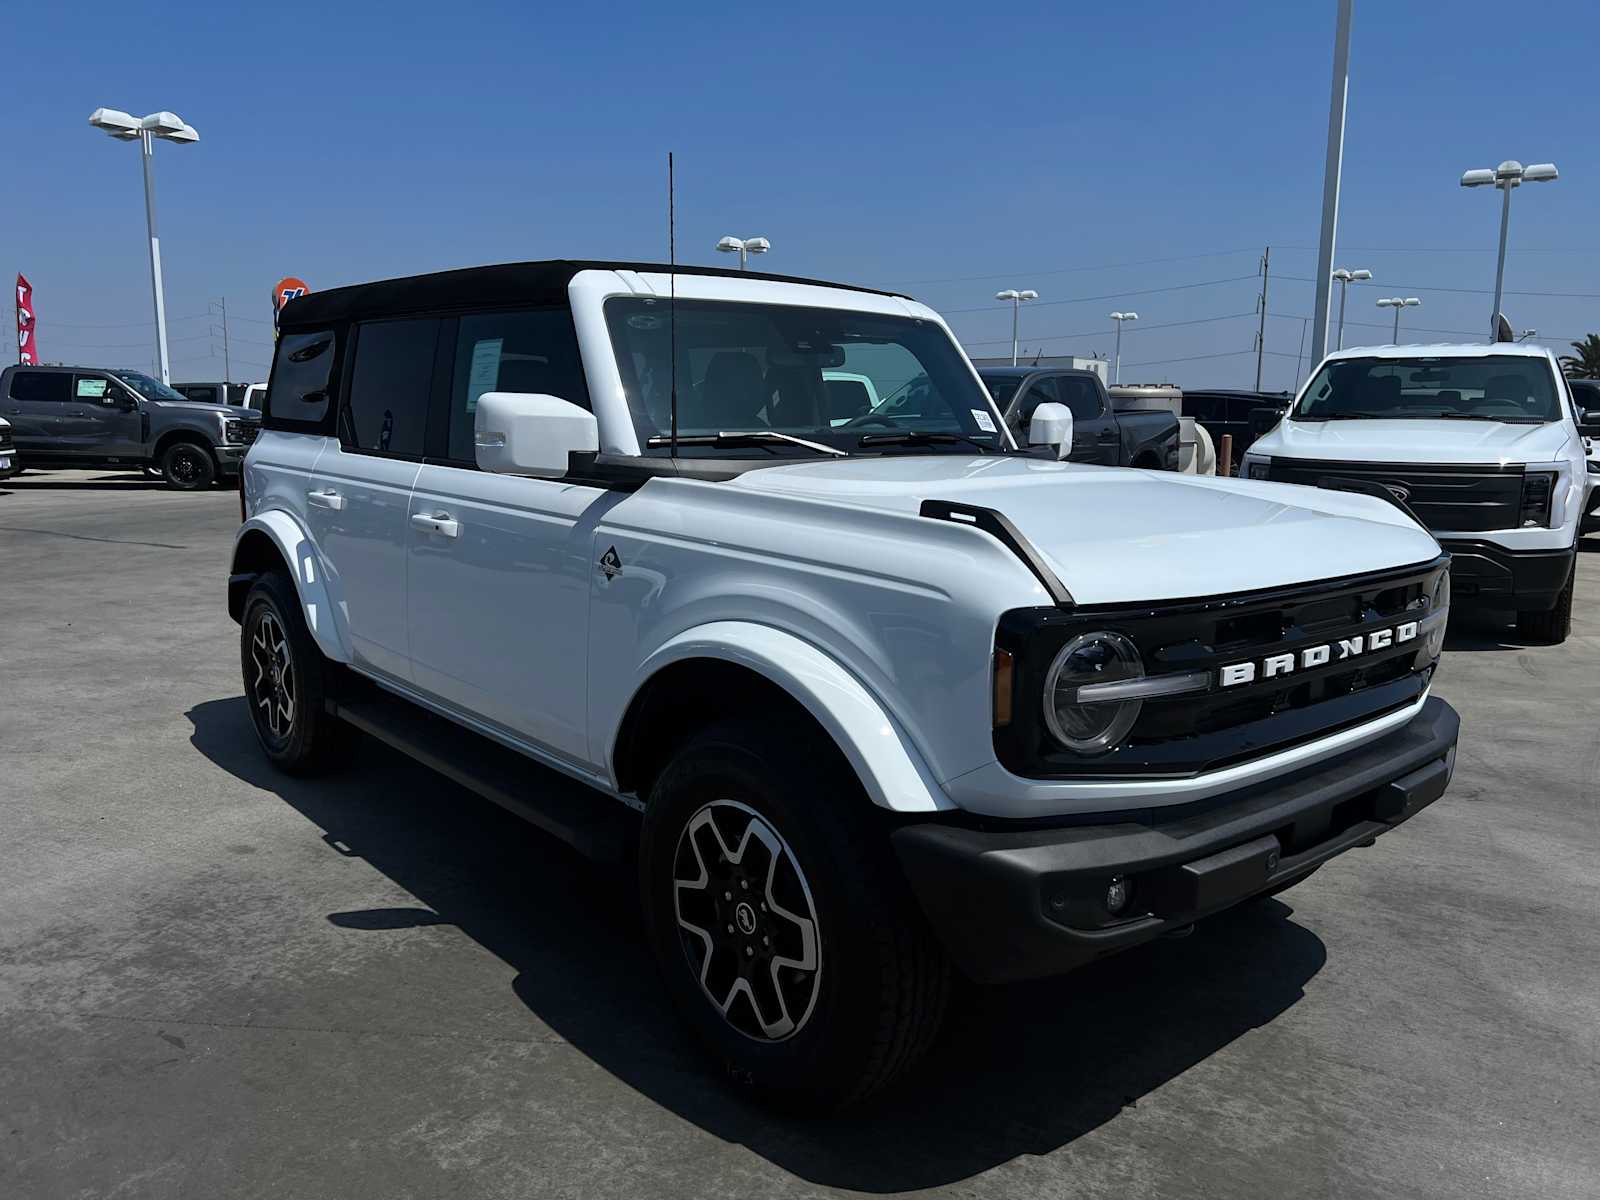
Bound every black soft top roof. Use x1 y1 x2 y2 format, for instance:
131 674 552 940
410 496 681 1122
279 260 909 329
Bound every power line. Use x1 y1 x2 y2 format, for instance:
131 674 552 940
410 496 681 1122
45 312 210 330
960 310 1257 349
939 273 1258 315
1277 273 1600 300
885 248 1260 288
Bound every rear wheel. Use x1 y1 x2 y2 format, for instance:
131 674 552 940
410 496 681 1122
161 441 216 491
240 570 356 773
1516 559 1574 645
639 719 949 1111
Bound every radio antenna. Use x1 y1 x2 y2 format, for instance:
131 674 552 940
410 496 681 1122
668 151 678 458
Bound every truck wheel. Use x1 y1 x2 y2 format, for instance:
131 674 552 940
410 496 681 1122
161 441 216 491
240 571 356 774
1516 560 1574 645
639 719 950 1112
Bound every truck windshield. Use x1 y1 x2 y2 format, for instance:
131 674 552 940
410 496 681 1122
1293 355 1561 424
111 371 188 402
604 298 1005 455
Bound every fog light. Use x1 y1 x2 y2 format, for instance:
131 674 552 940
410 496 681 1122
1105 876 1131 915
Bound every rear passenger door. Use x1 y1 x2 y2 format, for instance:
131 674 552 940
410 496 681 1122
405 308 611 764
305 318 438 684
1055 375 1117 464
3 370 70 453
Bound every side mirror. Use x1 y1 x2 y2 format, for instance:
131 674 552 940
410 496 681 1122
474 391 598 478
1581 408 1600 425
1028 401 1074 460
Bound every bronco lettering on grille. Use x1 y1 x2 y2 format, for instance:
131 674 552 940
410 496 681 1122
1218 621 1419 688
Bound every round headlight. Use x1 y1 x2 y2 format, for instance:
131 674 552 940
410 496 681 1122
1424 569 1451 658
1043 631 1145 754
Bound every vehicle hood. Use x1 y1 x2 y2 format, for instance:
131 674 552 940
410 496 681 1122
148 400 258 419
732 455 1441 604
1252 416 1574 466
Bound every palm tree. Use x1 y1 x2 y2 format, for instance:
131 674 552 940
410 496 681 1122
1558 334 1600 378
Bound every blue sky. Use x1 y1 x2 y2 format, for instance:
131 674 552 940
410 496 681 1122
6 0 1597 390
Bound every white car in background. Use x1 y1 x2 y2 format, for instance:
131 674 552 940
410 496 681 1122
0 415 17 478
1243 342 1587 642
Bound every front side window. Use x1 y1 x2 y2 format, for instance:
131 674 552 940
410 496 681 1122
1294 356 1562 424
343 318 439 458
265 329 338 431
1056 376 1103 421
111 371 186 401
446 309 588 463
8 371 70 403
604 298 1003 455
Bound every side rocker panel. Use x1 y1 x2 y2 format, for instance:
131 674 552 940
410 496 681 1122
614 622 955 814
232 510 352 664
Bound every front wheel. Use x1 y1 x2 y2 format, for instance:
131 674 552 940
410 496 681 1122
161 441 216 490
1516 559 1574 645
240 571 356 773
639 720 950 1112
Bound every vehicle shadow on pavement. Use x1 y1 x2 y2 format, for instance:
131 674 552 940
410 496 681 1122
188 696 1327 1193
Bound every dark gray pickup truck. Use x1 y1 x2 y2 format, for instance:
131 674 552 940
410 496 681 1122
1 364 259 489
977 366 1180 469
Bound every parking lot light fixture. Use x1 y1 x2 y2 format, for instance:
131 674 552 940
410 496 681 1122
1376 296 1421 342
1109 311 1139 383
996 289 1038 366
88 106 201 385
1330 268 1371 349
716 236 770 270
1461 159 1558 339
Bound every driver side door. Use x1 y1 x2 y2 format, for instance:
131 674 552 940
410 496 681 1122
67 374 144 459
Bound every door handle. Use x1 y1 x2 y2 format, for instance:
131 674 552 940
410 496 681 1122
306 488 345 511
411 511 460 538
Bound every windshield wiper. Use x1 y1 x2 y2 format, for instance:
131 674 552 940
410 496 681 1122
1433 412 1544 424
646 431 846 456
858 429 1000 453
1297 411 1389 421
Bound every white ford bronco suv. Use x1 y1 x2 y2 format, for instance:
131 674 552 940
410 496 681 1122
1242 342 1589 643
230 261 1459 1109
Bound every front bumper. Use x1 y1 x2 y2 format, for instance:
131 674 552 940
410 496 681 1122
216 445 247 474
1439 538 1573 610
892 697 1459 984
0 449 18 479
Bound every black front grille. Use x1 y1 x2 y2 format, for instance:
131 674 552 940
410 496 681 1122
1266 457 1522 533
994 557 1447 779
0 427 11 449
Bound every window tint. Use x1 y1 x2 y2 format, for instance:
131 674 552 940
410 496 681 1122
344 318 440 458
9 371 70 403
1295 355 1561 423
1184 392 1219 422
1056 376 1103 421
446 309 587 463
1015 377 1060 426
266 329 339 430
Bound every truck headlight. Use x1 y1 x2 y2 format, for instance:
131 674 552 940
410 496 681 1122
1043 631 1145 754
1519 470 1556 528
1422 569 1451 660
1245 456 1271 480
223 418 257 445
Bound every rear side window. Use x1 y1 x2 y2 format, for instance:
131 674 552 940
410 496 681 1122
265 330 339 432
343 318 440 458
8 371 70 402
444 309 587 463
1056 376 1104 421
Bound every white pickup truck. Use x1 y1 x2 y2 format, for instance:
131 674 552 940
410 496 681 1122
230 261 1459 1110
1243 342 1589 643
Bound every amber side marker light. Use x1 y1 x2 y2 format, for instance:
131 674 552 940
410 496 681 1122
993 649 1015 727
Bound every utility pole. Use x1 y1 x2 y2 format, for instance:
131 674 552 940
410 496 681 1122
221 296 231 383
1309 0 1353 365
1254 246 1270 390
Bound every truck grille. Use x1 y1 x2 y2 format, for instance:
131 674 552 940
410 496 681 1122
1265 457 1522 533
995 557 1448 779
0 427 11 449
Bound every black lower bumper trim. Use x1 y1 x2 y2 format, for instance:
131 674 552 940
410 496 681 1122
1439 538 1573 610
892 697 1459 984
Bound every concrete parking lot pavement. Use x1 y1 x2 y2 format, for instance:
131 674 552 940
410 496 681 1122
2 469 1597 1200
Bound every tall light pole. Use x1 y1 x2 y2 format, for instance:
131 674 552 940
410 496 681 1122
1331 267 1372 349
1309 0 1354 364
1461 160 1558 339
1109 311 1138 383
88 108 199 385
994 289 1037 366
1376 297 1420 343
716 235 770 269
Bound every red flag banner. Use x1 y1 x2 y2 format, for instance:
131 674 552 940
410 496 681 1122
16 274 38 365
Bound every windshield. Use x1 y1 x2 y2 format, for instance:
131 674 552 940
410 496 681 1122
112 371 187 402
604 298 1005 455
1293 355 1562 424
